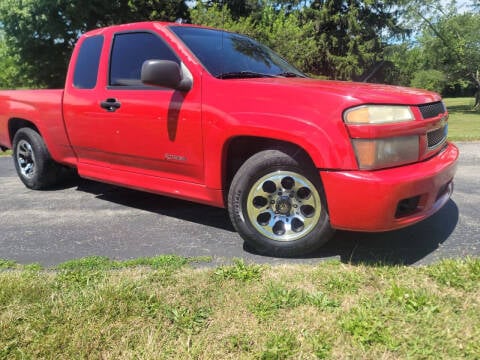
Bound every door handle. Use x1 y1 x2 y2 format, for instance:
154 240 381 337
100 98 121 112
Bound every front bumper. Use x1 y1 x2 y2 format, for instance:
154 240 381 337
321 142 458 232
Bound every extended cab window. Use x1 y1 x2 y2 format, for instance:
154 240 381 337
73 35 104 89
109 32 179 87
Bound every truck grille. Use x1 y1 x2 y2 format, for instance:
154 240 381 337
427 126 447 149
418 102 446 119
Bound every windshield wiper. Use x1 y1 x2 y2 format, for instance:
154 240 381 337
217 71 276 79
276 72 306 78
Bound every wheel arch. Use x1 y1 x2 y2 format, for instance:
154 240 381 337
222 136 321 198
8 118 41 144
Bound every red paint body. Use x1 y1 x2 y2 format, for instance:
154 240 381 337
0 22 458 232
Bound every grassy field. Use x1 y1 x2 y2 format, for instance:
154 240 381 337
1 256 479 359
444 97 480 141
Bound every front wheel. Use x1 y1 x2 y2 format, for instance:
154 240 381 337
228 149 334 257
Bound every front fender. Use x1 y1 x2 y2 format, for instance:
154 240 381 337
202 109 357 190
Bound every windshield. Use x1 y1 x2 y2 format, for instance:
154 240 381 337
169 26 306 79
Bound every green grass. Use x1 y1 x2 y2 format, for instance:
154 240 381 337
444 97 480 141
0 149 11 156
1 256 479 359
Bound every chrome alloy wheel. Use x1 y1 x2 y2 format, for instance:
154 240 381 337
246 171 322 242
16 139 36 179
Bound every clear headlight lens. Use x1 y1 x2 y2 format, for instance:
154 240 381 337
344 105 415 124
352 136 419 170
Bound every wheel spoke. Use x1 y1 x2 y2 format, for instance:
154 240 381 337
18 149 29 158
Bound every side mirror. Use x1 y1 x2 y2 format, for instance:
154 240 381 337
141 60 192 91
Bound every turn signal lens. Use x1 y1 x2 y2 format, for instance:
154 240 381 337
344 105 415 124
352 136 419 170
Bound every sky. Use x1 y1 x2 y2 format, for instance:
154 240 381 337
449 0 472 11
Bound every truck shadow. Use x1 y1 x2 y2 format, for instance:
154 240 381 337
76 179 235 232
315 199 459 265
75 178 459 266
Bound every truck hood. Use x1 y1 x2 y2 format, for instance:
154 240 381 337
227 77 442 106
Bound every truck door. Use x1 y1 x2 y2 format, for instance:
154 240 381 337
65 30 204 184
101 31 204 184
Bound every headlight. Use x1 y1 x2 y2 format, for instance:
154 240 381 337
352 136 419 170
344 105 415 124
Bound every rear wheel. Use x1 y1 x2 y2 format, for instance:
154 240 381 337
12 128 64 189
228 148 334 257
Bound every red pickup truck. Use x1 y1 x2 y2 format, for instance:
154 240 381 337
0 22 458 256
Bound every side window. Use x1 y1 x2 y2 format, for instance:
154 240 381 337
73 35 104 89
109 32 179 86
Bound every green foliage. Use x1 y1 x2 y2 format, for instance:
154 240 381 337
251 283 338 318
444 97 480 140
341 300 399 350
304 1 406 80
323 268 364 294
226 334 255 352
57 256 118 271
410 69 448 92
122 254 191 270
0 0 189 88
214 258 264 281
191 3 318 74
390 3 480 95
0 34 34 89
57 254 194 271
164 305 211 334
0 0 478 91
54 255 194 288
250 6 318 73
418 11 480 94
426 257 480 291
309 333 333 359
387 283 439 313
261 331 299 359
191 0 407 79
0 259 17 269
1 258 480 358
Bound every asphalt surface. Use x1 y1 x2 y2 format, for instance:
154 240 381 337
1 142 479 267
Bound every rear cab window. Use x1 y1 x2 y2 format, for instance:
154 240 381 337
73 35 104 89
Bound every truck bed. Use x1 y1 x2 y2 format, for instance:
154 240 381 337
0 89 77 165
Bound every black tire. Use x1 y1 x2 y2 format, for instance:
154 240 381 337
228 148 334 257
12 128 64 190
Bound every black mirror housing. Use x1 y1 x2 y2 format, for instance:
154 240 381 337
141 60 191 91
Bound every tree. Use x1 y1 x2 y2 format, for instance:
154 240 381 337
0 0 189 88
394 0 480 100
415 11 480 98
410 69 448 93
192 1 408 79
299 1 408 80
0 32 34 89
